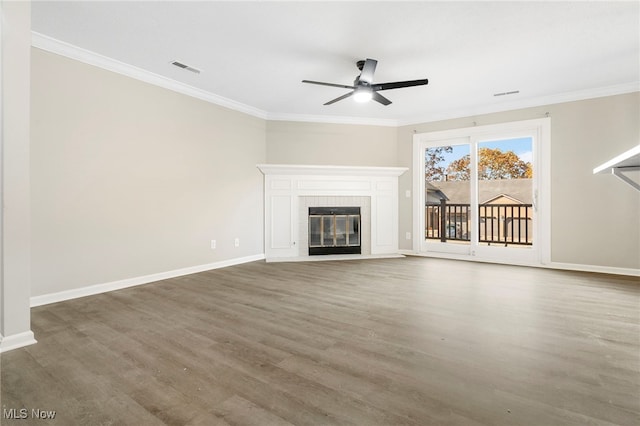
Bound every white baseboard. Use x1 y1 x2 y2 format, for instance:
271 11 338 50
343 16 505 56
547 262 639 277
266 253 405 263
399 250 639 277
30 254 265 307
399 250 538 268
0 331 37 353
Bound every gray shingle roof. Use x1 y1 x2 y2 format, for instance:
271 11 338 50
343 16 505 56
426 179 533 204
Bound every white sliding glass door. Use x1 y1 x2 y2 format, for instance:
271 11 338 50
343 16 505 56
413 119 550 266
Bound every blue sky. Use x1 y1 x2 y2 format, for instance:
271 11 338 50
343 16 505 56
437 136 533 168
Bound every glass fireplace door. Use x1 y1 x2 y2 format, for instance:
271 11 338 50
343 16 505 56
308 207 361 255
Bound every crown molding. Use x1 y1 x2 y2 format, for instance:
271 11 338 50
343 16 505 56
31 32 269 120
31 32 400 126
397 82 640 126
31 32 639 128
266 112 399 127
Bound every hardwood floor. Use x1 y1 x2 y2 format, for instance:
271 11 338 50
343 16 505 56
1 257 639 425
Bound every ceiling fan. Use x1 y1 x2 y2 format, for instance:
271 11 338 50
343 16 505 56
302 58 428 106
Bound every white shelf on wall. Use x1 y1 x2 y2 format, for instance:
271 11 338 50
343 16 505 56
593 145 640 191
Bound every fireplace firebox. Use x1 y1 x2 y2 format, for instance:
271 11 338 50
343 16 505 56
308 207 361 255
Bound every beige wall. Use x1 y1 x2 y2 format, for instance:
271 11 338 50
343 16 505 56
1 0 35 346
266 120 397 166
30 49 266 297
397 92 640 270
265 93 639 270
29 46 639 302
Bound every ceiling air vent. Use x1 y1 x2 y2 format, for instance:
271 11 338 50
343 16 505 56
493 90 520 97
171 61 201 74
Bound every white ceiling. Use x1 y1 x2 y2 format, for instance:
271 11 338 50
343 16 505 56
31 1 639 125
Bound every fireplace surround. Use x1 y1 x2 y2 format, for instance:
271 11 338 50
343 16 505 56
299 196 371 258
257 164 407 261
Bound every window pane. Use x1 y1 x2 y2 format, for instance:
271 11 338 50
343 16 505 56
477 137 533 247
424 144 470 244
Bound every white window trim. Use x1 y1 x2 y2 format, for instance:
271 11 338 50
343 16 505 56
412 118 551 266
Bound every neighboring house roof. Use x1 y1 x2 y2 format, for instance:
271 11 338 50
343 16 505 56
426 179 533 204
482 193 526 204
425 182 449 204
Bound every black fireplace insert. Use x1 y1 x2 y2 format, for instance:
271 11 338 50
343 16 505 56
308 207 361 255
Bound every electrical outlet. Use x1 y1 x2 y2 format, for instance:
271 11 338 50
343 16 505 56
405 232 411 240
210 240 216 249
234 238 240 247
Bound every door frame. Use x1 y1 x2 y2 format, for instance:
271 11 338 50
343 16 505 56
412 118 551 266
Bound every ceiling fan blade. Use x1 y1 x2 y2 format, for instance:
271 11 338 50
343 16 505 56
372 91 392 106
302 80 354 90
359 58 378 84
372 79 428 91
324 91 354 105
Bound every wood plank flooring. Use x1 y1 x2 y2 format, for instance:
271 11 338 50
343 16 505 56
1 257 639 425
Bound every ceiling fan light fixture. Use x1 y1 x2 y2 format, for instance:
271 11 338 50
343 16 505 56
353 86 373 103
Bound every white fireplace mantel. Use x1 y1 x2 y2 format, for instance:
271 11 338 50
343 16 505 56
257 164 407 261
257 164 408 177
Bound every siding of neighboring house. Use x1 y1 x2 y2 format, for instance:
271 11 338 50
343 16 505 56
425 179 533 244
427 179 533 204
